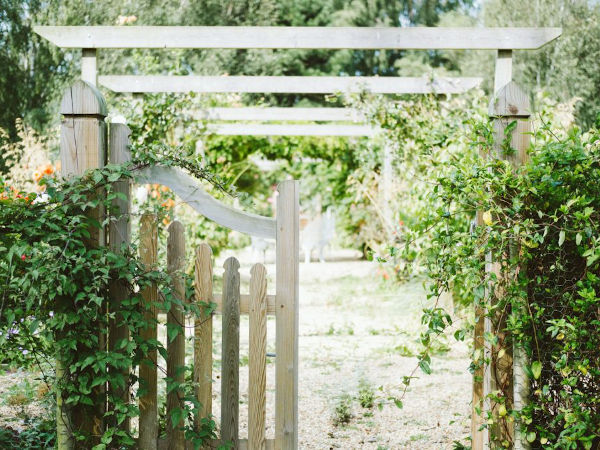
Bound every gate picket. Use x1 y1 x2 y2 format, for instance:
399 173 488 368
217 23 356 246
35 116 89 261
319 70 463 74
249 264 268 450
221 257 241 446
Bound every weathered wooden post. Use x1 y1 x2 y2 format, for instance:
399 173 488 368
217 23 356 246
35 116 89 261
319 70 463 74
275 180 300 449
167 221 186 450
108 123 132 432
472 48 514 450
139 214 158 450
487 81 531 449
58 80 108 448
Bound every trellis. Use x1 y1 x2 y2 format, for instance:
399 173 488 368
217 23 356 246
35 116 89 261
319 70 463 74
37 25 561 450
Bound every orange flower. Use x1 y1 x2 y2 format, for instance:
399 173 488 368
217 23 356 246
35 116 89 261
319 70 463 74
33 170 42 183
160 185 169 192
43 164 54 175
162 217 170 226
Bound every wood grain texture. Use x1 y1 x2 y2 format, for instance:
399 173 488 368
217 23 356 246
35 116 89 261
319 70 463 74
167 221 186 450
136 166 275 239
275 181 300 450
489 81 530 118
139 214 158 450
99 75 482 94
213 293 276 316
249 264 268 450
58 81 108 449
34 26 561 50
194 243 214 426
221 257 240 447
108 123 132 433
59 80 107 116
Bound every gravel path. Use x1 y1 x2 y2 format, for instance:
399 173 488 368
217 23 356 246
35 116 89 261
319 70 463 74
215 249 472 449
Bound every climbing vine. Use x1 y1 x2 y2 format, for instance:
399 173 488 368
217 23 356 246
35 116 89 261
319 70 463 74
0 152 232 448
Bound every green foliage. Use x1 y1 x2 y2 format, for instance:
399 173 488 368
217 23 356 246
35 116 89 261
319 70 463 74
357 379 376 409
332 393 354 426
398 116 600 447
0 163 220 447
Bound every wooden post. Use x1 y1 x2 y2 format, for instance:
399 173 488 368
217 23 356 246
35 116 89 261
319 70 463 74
221 257 240 447
139 214 158 450
167 221 186 450
108 123 132 432
275 180 300 450
487 81 531 449
472 49 514 450
249 264 268 450
82 49 97 86
58 80 108 449
194 244 214 428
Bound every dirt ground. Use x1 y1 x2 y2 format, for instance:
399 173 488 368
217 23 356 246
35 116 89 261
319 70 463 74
213 248 472 449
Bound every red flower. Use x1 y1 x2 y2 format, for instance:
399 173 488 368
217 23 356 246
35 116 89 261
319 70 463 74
21 254 26 261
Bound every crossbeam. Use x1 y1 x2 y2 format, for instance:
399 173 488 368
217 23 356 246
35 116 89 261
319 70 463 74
100 75 481 94
34 26 561 50
195 107 365 122
205 123 375 136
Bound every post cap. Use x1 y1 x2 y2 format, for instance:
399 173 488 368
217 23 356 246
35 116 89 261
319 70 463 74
60 80 108 116
488 81 530 118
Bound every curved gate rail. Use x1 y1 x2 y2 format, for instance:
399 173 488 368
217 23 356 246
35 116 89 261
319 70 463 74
59 80 299 450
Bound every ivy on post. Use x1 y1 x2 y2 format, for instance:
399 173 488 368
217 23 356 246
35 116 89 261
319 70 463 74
485 81 531 448
58 80 108 448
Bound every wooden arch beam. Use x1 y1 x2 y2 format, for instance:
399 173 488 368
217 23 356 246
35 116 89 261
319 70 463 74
136 165 276 239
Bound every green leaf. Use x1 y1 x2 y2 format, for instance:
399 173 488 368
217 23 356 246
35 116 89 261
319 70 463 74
526 431 536 443
558 230 565 247
531 361 542 380
576 233 582 245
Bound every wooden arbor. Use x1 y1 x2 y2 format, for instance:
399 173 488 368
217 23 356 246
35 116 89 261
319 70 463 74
39 25 562 450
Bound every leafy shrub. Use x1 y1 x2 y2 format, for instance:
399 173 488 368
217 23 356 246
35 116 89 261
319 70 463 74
410 120 600 447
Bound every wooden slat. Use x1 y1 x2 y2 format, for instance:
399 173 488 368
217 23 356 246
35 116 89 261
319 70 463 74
249 264 268 450
108 123 132 433
34 26 562 50
136 166 276 239
206 123 375 137
167 221 186 450
195 107 365 122
275 181 300 449
99 75 482 94
194 243 214 424
213 294 276 316
139 214 158 450
221 257 240 447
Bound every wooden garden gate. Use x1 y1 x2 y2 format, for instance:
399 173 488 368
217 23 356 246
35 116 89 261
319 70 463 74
59 80 299 449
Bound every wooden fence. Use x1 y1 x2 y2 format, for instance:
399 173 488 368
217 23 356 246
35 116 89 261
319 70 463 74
59 80 299 449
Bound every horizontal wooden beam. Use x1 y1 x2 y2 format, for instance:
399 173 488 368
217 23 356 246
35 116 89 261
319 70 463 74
99 75 482 94
34 26 562 50
206 123 375 136
195 107 366 122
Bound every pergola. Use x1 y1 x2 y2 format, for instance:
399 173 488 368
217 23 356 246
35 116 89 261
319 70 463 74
36 25 562 450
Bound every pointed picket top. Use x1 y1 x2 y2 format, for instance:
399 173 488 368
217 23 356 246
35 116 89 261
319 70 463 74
489 81 530 118
60 80 107 116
